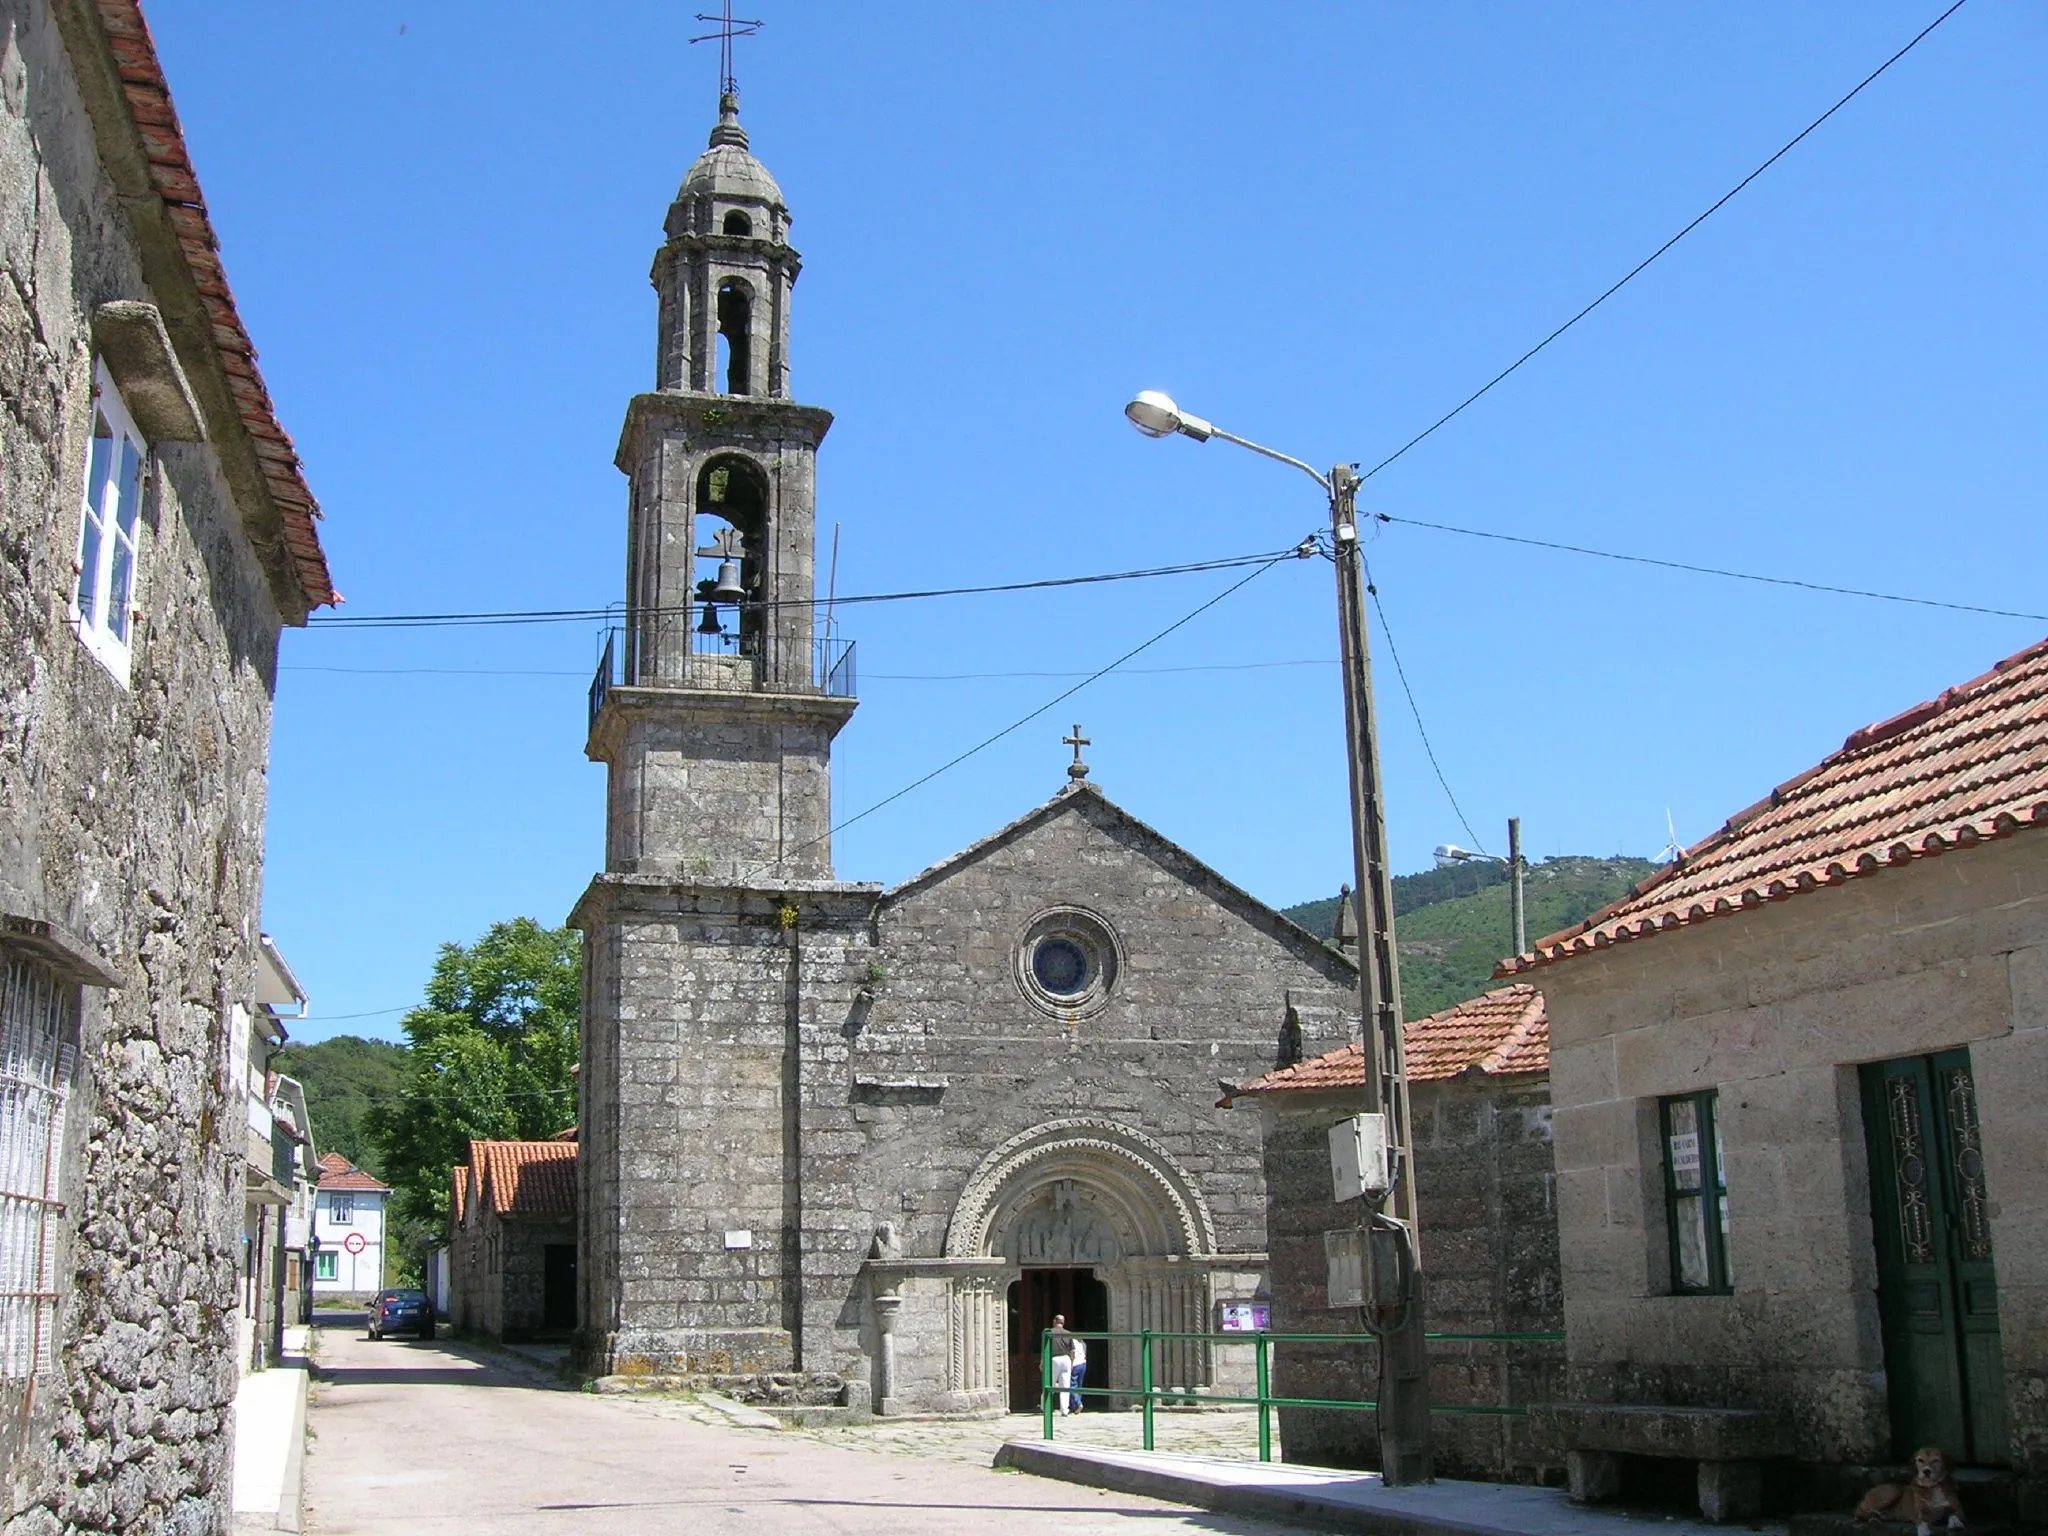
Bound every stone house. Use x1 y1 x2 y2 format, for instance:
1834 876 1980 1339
572 87 1360 1415
1227 984 1561 1481
1 1 335 1529
312 1154 388 1300
448 1139 578 1341
1501 637 2048 1522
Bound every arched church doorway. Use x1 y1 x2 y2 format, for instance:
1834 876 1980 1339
1006 1268 1110 1413
943 1120 1221 1415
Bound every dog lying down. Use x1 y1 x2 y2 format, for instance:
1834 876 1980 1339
1855 1446 1965 1535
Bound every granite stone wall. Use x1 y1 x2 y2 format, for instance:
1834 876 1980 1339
1257 1073 1563 1481
0 4 291 1529
805 787 1358 1405
486 1219 573 1341
576 785 1360 1410
1540 830 2048 1518
573 876 880 1376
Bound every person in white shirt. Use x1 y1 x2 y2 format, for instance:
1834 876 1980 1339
1048 1314 1076 1414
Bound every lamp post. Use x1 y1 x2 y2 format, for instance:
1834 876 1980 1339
1124 391 1432 1484
1435 818 1528 957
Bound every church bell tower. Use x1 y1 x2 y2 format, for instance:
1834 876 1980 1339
595 88 855 882
575 81 873 1381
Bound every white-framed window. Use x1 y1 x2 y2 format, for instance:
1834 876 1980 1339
329 1193 353 1225
0 956 80 1378
314 1250 337 1282
72 361 150 678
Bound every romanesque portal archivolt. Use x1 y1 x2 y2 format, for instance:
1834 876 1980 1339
945 1118 1215 1259
935 1120 1222 1405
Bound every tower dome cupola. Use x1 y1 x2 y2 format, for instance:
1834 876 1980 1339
676 92 787 217
653 90 800 398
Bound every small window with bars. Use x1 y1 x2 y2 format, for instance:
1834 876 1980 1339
1661 1089 1732 1294
0 957 80 1377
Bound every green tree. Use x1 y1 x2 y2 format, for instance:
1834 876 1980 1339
272 1034 409 1174
368 918 580 1234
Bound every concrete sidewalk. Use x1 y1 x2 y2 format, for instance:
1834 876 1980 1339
232 1324 310 1532
995 1440 1792 1536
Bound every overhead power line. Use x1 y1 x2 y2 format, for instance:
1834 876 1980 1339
303 547 1305 631
1361 558 1485 854
1359 0 1971 483
1380 512 2048 624
278 658 1341 681
740 544 1308 881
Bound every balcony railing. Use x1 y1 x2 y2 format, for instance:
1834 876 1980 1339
588 622 856 732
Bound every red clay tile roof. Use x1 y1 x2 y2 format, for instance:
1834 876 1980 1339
549 1126 578 1142
469 1140 577 1220
450 1164 469 1225
93 1 335 610
1501 636 2048 976
316 1151 390 1193
1232 985 1548 1099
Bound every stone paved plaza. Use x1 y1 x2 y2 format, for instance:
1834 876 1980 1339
617 1398 1283 1469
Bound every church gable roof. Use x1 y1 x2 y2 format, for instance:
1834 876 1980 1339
882 783 1356 982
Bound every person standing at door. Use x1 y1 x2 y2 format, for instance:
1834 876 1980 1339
1068 1333 1088 1414
1048 1313 1075 1414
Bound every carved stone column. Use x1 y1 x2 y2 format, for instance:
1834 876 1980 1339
872 1285 903 1415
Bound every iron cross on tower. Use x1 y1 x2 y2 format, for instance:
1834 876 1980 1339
690 1 763 97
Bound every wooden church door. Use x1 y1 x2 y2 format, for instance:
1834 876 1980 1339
1006 1269 1110 1412
1860 1050 2008 1465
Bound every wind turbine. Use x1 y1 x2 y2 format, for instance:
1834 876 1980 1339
1658 810 1685 867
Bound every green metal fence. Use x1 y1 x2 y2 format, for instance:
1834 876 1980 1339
1038 1328 1564 1462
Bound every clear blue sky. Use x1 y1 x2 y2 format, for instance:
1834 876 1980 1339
141 2 2046 1043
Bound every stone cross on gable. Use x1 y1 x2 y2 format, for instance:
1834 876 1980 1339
1064 725 1090 781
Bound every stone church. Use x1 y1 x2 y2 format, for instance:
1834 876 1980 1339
571 87 1358 1413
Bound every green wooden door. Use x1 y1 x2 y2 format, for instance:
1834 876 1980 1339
1860 1050 2008 1465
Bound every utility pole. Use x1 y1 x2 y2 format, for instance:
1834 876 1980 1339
1507 816 1526 957
1121 392 1432 1483
1328 465 1433 1486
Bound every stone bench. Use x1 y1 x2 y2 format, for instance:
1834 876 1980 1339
1530 1403 1784 1522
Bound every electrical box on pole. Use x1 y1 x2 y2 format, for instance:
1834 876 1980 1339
1328 1113 1392 1202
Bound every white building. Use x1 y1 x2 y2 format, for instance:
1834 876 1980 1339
313 1153 390 1297
237 936 308 1373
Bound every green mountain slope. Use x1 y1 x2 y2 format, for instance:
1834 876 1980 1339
1282 856 1660 1021
272 1034 409 1176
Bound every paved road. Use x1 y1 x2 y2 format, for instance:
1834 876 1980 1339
303 1317 1303 1534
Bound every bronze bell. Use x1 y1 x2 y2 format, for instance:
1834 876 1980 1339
711 559 746 605
696 602 722 636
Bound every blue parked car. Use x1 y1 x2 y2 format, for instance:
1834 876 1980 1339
368 1288 433 1341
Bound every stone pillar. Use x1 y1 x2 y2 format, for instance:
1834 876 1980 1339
872 1287 902 1415
1696 1460 1763 1522
1567 1449 1621 1503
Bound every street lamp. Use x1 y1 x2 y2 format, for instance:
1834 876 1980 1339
1124 391 1433 1485
1435 819 1529 957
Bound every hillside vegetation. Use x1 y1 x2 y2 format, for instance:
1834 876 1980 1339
1282 855 1660 1021
272 1034 408 1175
